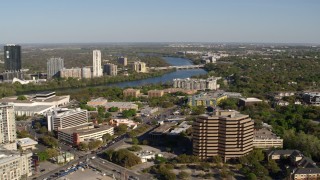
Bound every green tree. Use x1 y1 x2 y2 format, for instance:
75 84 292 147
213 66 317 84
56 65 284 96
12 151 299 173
40 136 58 148
191 106 206 115
39 126 48 134
267 159 280 173
34 122 41 130
108 107 119 112
78 142 88 151
122 109 137 118
102 133 113 143
17 95 27 100
114 124 128 135
247 173 257 180
132 137 139 145
178 171 190 180
46 148 59 158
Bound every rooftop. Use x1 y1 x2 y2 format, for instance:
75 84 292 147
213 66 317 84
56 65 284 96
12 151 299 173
104 102 138 108
88 97 108 102
294 168 320 174
53 108 87 118
240 97 263 102
59 123 113 136
17 138 38 146
254 128 280 140
150 123 176 135
14 105 53 112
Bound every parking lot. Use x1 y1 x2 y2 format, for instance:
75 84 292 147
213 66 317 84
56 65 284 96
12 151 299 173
60 168 113 180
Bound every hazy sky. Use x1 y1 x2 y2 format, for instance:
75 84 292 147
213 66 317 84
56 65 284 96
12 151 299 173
1 0 319 44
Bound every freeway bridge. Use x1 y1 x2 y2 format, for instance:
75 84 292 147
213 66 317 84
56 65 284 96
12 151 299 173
150 64 205 70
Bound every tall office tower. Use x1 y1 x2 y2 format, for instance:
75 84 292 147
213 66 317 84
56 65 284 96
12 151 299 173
47 57 64 79
103 63 118 76
0 104 17 150
47 108 88 131
132 61 147 73
118 56 128 66
92 50 102 77
193 110 254 162
4 44 21 71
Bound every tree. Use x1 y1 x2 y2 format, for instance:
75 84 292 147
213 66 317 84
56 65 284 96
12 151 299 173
88 140 102 150
17 95 27 100
191 106 206 115
37 151 49 161
178 171 189 179
97 106 106 118
34 122 41 130
127 145 142 152
108 106 119 112
267 159 280 173
114 124 128 135
78 142 88 151
122 109 137 118
105 112 112 118
247 173 257 180
104 149 141 167
46 148 59 158
132 137 139 145
40 136 58 148
102 133 113 143
39 126 48 134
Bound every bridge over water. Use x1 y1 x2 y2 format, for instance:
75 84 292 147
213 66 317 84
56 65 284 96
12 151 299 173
150 64 205 70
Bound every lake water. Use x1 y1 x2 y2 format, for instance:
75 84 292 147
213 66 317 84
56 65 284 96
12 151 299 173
108 57 207 88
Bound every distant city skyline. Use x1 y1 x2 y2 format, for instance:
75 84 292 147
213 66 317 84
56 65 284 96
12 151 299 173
1 0 320 44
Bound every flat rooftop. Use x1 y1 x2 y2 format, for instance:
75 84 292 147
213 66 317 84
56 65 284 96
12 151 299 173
88 97 107 102
59 123 113 136
54 108 87 118
17 138 38 146
240 97 262 102
14 105 53 112
105 102 138 108
150 123 176 134
254 128 280 139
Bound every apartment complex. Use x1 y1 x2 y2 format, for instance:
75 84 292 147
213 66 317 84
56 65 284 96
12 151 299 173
47 57 64 78
47 108 88 131
81 67 92 79
193 110 254 161
92 50 102 77
0 104 17 150
253 128 283 149
303 92 320 105
4 44 21 71
60 68 82 79
103 63 117 76
187 91 227 107
123 88 141 98
0 150 33 180
148 90 164 98
58 123 114 145
173 76 220 91
118 56 128 66
132 61 147 73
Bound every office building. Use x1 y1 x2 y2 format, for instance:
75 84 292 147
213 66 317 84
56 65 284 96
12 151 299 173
123 88 141 98
58 123 114 145
253 128 283 149
0 104 17 150
103 63 117 76
187 91 227 107
60 68 82 79
148 90 164 98
92 50 102 77
1 71 24 82
104 102 138 112
173 76 220 91
0 149 33 179
118 57 128 66
193 110 254 161
239 97 263 107
17 138 38 151
4 44 21 71
132 61 147 73
47 108 88 131
81 67 92 79
47 57 64 78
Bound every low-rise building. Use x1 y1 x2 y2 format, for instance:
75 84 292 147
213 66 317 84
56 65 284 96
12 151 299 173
135 150 159 163
0 91 70 116
132 61 147 73
104 102 138 112
267 150 303 161
52 151 75 164
187 91 227 107
140 106 159 116
239 97 263 107
123 88 141 98
0 149 33 179
163 88 197 95
149 122 176 139
148 90 164 98
17 138 38 151
58 123 114 146
303 92 320 105
87 97 108 108
253 128 283 149
109 119 138 129
293 168 320 180
168 121 191 135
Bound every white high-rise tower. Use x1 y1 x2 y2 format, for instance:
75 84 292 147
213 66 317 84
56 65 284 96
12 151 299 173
92 50 102 77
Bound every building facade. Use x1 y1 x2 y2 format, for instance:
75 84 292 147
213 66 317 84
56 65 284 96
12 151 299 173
81 67 92 79
47 108 88 131
4 44 21 71
123 88 141 98
173 76 220 91
47 57 64 78
193 110 254 161
92 50 102 77
132 61 147 73
0 104 16 149
187 92 227 107
58 123 114 145
118 57 127 66
0 150 33 180
253 128 283 149
148 90 164 98
103 63 117 76
303 92 320 105
60 68 82 79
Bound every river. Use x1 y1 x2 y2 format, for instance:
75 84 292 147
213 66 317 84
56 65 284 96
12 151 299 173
108 57 207 88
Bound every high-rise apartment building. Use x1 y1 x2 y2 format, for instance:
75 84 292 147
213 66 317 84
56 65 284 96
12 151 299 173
0 104 17 150
60 68 82 79
173 76 220 91
118 57 128 66
103 63 118 76
92 50 102 77
47 108 88 131
81 67 92 79
4 44 21 71
47 57 64 78
132 61 147 73
193 110 254 161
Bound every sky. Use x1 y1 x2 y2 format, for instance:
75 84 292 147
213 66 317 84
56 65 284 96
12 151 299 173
1 0 320 44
